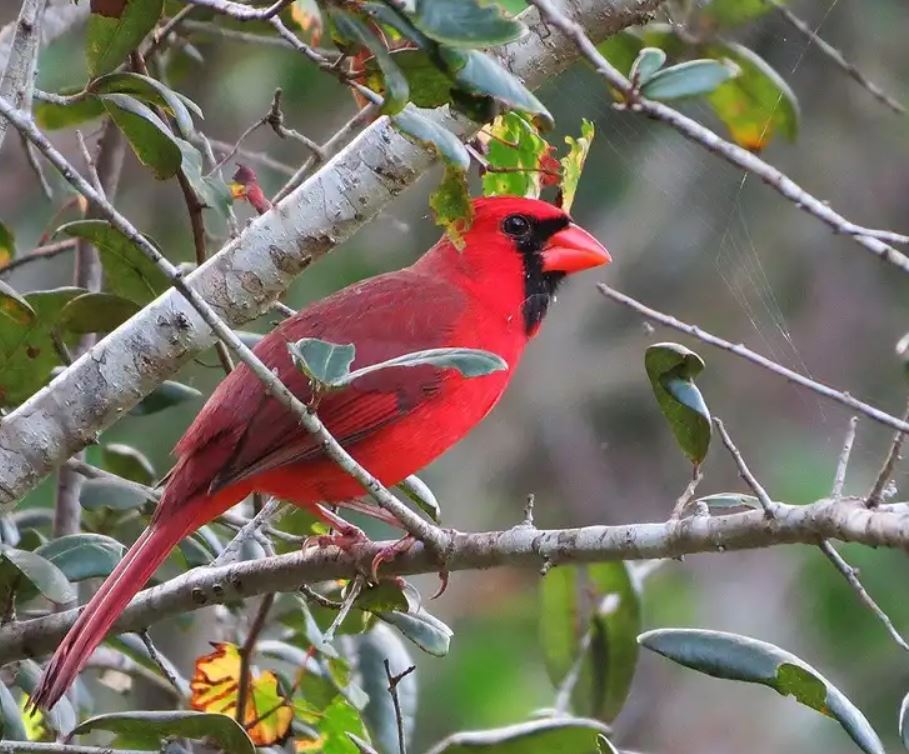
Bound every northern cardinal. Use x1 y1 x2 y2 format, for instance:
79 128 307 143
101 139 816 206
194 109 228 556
32 196 609 709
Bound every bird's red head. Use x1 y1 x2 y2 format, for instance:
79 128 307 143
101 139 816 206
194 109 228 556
422 196 610 336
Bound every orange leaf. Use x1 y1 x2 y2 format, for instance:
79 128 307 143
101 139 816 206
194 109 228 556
191 642 293 746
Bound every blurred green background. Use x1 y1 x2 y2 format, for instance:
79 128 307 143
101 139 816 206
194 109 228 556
2 0 909 752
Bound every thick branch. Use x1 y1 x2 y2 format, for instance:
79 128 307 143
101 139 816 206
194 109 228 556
0 0 46 152
0 0 663 507
2 498 909 666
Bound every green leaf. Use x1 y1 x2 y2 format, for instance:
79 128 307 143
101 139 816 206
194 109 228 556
34 534 125 582
701 0 781 26
355 579 415 615
35 89 106 130
130 379 202 415
367 50 452 109
705 41 799 151
430 164 473 248
645 343 711 466
177 140 232 216
0 280 37 326
397 474 441 523
296 695 367 754
639 628 885 754
630 47 666 84
482 111 549 199
289 338 356 388
71 710 256 753
540 563 641 721
0 287 83 407
348 623 416 754
641 58 739 101
341 347 507 387
378 608 452 656
559 119 594 213
79 479 149 511
58 220 170 305
696 492 762 510
539 565 577 683
439 48 552 128
412 0 525 48
597 734 620 754
102 443 156 485
425 717 611 754
330 8 409 114
91 72 201 138
0 547 76 604
392 109 470 170
596 31 644 77
101 93 183 179
86 0 164 77
0 221 14 269
0 682 27 741
57 291 140 335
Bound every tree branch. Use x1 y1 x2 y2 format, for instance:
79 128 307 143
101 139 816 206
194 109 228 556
598 284 909 435
528 0 909 270
0 0 663 507
3 497 909 666
0 0 46 152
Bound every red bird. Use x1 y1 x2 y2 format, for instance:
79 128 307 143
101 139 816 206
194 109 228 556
32 196 610 709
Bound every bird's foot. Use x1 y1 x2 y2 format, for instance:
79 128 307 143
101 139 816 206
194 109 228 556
370 534 416 584
303 504 372 552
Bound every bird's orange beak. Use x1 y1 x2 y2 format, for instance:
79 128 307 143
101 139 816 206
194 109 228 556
541 223 611 273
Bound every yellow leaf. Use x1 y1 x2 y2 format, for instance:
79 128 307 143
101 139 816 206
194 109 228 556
19 695 50 741
290 0 322 45
190 642 293 746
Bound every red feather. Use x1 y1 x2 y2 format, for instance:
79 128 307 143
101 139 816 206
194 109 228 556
31 196 609 709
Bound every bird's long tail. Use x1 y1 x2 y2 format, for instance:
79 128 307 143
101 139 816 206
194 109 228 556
30 507 197 711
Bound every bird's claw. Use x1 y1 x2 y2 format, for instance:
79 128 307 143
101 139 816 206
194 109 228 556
303 521 368 553
370 534 416 584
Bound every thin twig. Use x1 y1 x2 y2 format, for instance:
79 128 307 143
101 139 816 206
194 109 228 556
832 417 859 498
713 418 777 518
671 469 704 519
818 540 909 651
272 301 296 318
264 88 324 157
529 0 909 274
19 132 52 200
599 284 909 436
384 659 416 754
207 138 296 176
0 239 77 275
181 0 293 21
867 398 909 507
138 630 187 699
214 497 285 566
766 0 904 115
273 103 377 203
63 458 160 502
322 576 364 646
299 584 344 610
235 592 276 725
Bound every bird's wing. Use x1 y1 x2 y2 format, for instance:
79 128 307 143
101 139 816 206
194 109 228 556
202 269 466 494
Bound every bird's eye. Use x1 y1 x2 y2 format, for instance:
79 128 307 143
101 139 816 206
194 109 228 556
502 214 531 238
